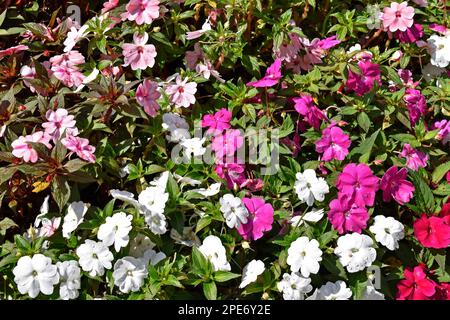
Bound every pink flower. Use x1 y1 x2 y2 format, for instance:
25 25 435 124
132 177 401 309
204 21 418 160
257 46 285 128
122 32 157 71
39 217 61 237
381 1 415 32
429 23 449 35
185 43 204 69
240 178 264 192
414 214 450 249
346 60 381 96
237 197 274 241
51 65 86 88
396 264 437 300
121 0 160 25
316 124 351 162
42 108 76 141
186 19 212 40
0 45 29 59
399 143 428 171
11 132 52 163
196 60 224 82
136 79 161 117
336 163 380 207
404 88 426 126
380 166 415 205
211 129 244 159
50 51 85 68
328 194 369 234
61 135 96 163
293 94 326 130
165 76 197 108
433 120 450 145
215 162 246 189
447 171 450 183
101 0 119 14
281 134 301 157
246 58 282 88
395 24 423 43
201 108 231 134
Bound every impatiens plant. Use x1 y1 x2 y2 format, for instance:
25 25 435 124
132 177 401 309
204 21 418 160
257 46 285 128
0 0 449 301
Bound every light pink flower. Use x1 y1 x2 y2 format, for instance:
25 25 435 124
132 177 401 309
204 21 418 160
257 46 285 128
380 166 415 205
293 94 326 130
201 108 232 134
42 108 76 141
246 58 282 88
51 64 86 88
102 0 119 14
186 19 212 40
196 60 224 82
237 197 274 241
212 129 244 159
11 131 52 163
39 217 61 237
316 124 351 162
61 135 96 163
165 76 197 108
399 143 428 171
381 1 414 32
328 194 369 234
121 0 160 25
122 32 157 71
136 79 161 117
185 43 204 69
50 50 85 68
0 45 29 59
336 163 380 207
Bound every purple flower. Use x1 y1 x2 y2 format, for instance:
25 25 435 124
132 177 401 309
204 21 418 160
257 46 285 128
433 120 450 145
380 166 415 205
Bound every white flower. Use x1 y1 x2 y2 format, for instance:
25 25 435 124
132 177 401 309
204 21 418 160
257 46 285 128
150 171 169 189
64 25 89 52
277 272 312 300
76 240 113 277
361 285 385 300
219 194 249 228
39 195 50 215
38 217 61 237
110 189 140 208
97 212 133 252
294 169 329 206
144 211 168 235
170 227 201 247
307 281 352 300
334 233 376 273
141 249 166 266
173 173 201 186
198 235 231 272
369 215 404 251
289 208 325 227
138 186 169 215
129 234 155 258
190 182 221 197
180 137 206 159
240 260 265 288
286 236 322 277
428 34 450 68
113 257 148 293
62 201 88 238
57 260 81 300
162 113 190 143
13 254 59 298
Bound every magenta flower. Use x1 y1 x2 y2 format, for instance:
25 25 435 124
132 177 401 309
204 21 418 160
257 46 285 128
399 143 428 171
293 94 326 130
316 125 351 162
201 108 232 134
237 197 274 241
433 120 450 145
328 194 369 234
211 129 244 159
346 60 381 96
381 1 415 32
11 131 52 163
61 135 96 163
165 75 197 108
122 32 157 71
429 23 449 35
121 0 160 25
336 163 380 207
395 24 423 43
215 162 246 189
380 166 415 205
404 88 426 126
42 108 76 141
136 79 161 117
246 58 282 88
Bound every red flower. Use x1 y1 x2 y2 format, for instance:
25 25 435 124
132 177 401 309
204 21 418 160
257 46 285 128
433 283 450 300
413 214 450 249
396 264 437 300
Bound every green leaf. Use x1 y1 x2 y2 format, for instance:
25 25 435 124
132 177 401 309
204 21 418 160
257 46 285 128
214 271 241 283
191 246 209 275
357 112 371 132
64 159 88 173
409 171 435 213
203 281 217 300
15 235 31 253
350 129 380 163
432 161 450 184
391 134 421 148
0 217 18 236
51 176 71 212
